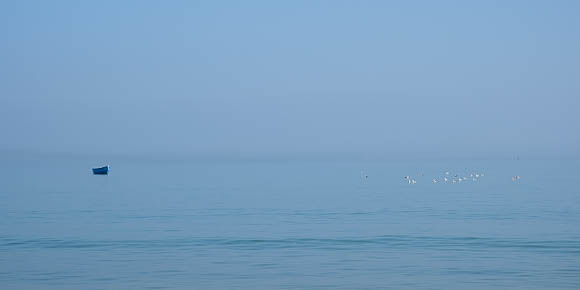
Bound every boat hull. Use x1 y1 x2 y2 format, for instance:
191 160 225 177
92 166 109 175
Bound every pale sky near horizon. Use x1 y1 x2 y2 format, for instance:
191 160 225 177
1 1 578 159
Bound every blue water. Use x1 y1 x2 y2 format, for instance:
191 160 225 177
1 156 579 289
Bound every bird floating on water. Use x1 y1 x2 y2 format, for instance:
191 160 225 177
360 170 369 180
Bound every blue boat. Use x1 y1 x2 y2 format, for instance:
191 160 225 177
92 165 109 175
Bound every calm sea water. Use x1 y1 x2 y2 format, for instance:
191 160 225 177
1 156 579 289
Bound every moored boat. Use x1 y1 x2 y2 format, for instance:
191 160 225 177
92 165 109 175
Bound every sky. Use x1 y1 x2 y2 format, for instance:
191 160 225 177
1 0 578 160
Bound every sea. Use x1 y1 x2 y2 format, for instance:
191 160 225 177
1 156 579 289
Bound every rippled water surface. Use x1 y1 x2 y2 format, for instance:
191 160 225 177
1 157 579 289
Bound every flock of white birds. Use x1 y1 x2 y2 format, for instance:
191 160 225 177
403 171 486 185
360 170 521 184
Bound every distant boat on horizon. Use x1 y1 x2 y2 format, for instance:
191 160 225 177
92 165 109 175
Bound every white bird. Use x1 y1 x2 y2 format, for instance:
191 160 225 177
444 177 448 182
432 178 438 183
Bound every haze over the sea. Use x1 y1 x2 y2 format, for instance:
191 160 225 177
1 1 578 160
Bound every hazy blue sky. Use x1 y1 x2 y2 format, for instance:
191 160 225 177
1 1 578 159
